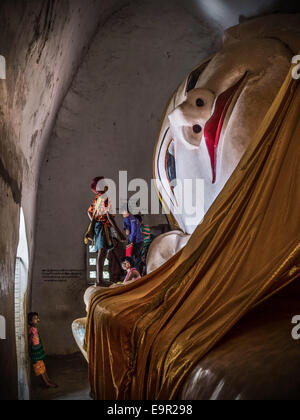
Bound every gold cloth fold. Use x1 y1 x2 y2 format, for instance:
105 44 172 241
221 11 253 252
84 62 300 400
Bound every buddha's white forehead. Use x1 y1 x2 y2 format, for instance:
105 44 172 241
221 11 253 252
194 13 300 92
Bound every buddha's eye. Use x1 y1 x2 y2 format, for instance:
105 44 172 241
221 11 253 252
196 98 205 107
193 124 202 134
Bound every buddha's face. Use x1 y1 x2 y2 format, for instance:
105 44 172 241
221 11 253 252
155 26 294 234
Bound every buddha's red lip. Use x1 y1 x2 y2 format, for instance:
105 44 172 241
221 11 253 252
204 73 247 184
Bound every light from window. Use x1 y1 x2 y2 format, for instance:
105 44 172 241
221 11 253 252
89 258 97 266
103 271 110 280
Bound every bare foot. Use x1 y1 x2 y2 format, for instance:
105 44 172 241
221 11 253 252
46 382 58 389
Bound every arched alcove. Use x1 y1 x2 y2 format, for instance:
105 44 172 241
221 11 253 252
0 315 5 340
0 54 6 79
14 208 30 400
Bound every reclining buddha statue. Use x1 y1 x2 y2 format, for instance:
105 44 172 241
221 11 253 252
73 14 300 400
147 13 300 273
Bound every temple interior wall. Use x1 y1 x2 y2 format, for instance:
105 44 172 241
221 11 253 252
0 0 127 399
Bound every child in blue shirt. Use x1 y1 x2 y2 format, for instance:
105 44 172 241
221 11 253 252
122 210 143 273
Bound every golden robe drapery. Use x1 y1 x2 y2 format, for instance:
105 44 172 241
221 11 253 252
84 61 300 400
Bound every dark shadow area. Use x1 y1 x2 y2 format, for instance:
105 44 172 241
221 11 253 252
31 353 91 400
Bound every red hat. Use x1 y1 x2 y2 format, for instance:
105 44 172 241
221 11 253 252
91 177 106 194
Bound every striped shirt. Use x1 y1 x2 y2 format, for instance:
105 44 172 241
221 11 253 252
141 223 153 247
29 327 46 364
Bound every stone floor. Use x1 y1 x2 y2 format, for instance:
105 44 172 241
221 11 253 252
31 352 91 400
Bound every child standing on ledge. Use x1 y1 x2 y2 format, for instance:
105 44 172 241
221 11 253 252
28 312 57 388
87 176 114 286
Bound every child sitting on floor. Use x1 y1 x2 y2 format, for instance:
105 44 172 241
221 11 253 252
121 257 141 284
